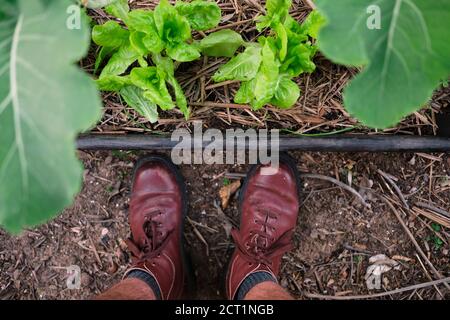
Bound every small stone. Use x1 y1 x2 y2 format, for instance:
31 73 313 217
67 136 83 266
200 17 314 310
81 272 92 287
118 238 128 251
13 269 20 280
104 156 113 165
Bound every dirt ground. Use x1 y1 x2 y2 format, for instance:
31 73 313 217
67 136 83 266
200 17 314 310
1 151 449 300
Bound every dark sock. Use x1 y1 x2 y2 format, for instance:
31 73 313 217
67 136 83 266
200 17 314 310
235 272 277 300
126 269 162 300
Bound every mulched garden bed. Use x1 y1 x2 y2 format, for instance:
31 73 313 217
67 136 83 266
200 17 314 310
83 0 449 136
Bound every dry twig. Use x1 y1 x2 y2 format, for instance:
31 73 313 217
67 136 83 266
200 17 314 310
381 196 450 291
300 173 369 207
305 276 450 300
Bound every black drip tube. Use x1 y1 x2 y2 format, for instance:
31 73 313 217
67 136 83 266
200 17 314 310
77 134 450 152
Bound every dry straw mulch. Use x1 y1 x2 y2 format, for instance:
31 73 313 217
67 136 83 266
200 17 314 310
83 0 449 136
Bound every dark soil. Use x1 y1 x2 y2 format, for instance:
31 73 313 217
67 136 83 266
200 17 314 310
1 151 449 300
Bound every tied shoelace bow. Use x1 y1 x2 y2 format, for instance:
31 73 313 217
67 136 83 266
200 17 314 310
126 210 173 265
231 208 294 266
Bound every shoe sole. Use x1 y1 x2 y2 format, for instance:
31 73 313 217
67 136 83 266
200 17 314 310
132 154 196 299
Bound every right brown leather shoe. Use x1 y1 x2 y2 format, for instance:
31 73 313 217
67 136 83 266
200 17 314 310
124 156 189 300
226 155 300 300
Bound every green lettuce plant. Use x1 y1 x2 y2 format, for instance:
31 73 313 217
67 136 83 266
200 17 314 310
93 0 243 122
211 0 324 110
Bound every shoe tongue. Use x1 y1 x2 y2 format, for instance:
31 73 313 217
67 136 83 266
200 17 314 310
144 220 153 240
142 220 158 251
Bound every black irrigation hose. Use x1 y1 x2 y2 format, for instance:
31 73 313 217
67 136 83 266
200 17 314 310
77 134 450 152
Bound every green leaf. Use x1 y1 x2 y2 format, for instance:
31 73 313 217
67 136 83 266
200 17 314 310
142 33 165 54
92 20 129 47
0 0 101 233
169 75 189 119
120 86 158 123
154 0 191 45
166 42 200 62
256 0 292 30
104 0 129 21
199 29 244 58
130 67 175 110
100 44 140 77
126 10 164 53
274 23 288 61
234 80 255 104
280 42 316 77
284 16 305 38
96 75 131 91
271 76 300 108
316 0 450 128
300 10 326 39
212 45 262 82
153 54 190 118
431 223 441 232
83 0 119 9
129 30 164 56
252 42 280 109
126 9 155 32
94 46 117 74
129 31 148 55
175 0 221 31
152 52 176 74
92 21 130 74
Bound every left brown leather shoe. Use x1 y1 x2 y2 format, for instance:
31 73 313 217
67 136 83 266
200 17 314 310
124 156 188 300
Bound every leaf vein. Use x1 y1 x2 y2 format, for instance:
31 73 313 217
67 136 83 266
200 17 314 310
0 144 17 183
0 93 12 116
380 0 402 97
10 15 28 190
403 0 433 53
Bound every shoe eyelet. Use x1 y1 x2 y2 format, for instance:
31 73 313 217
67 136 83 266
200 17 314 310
248 262 252 266
254 219 258 223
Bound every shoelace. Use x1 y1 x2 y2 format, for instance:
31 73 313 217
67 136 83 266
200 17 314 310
126 210 173 266
231 208 294 266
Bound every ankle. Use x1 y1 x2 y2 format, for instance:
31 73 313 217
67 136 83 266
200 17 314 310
244 281 294 300
126 269 162 300
235 271 277 300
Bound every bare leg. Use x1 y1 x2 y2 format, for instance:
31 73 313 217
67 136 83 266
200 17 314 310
244 281 294 300
95 278 156 300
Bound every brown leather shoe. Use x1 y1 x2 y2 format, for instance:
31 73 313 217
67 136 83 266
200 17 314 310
124 156 188 300
226 155 300 300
